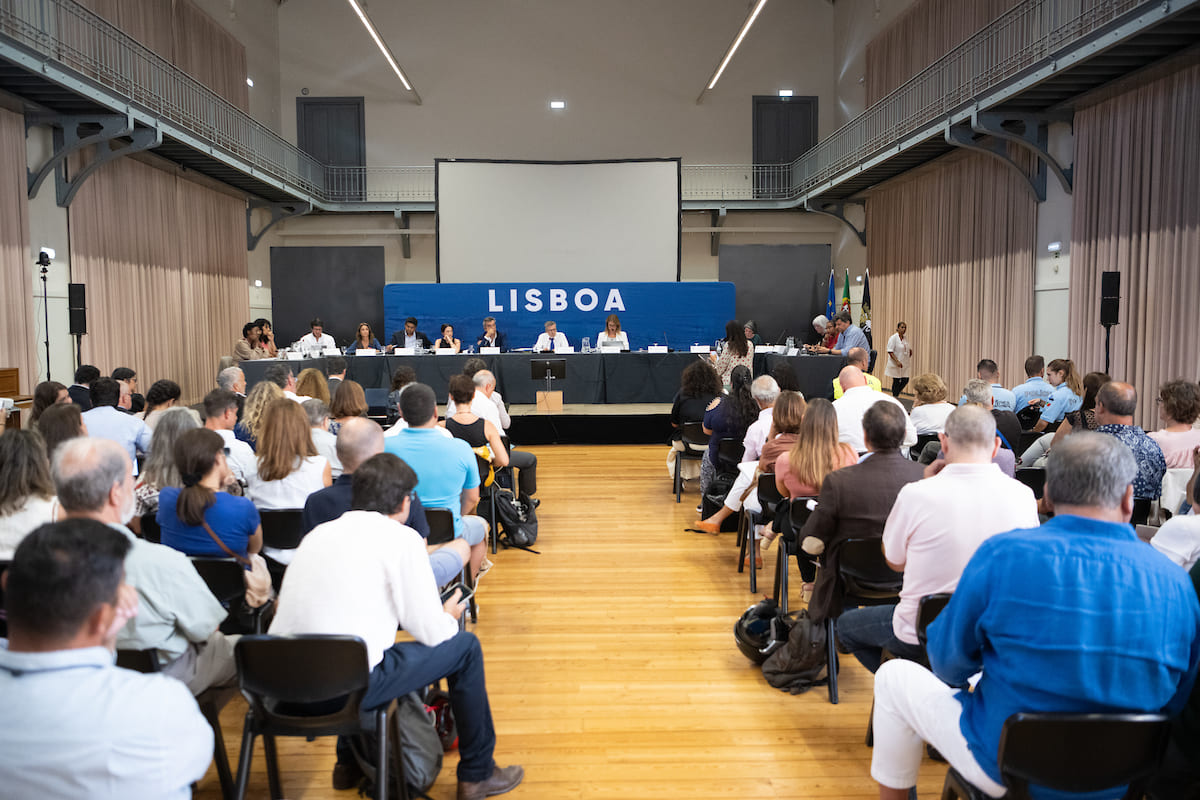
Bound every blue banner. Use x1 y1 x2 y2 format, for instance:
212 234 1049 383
383 282 735 351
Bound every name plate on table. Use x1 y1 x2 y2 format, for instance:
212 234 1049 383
647 345 669 354
787 347 800 357
556 346 575 354
435 349 458 356
754 345 775 354
479 346 501 355
356 348 378 356
690 345 711 354
322 347 341 356
393 347 415 356
286 352 305 360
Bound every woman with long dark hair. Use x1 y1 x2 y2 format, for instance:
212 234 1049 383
29 381 69 424
692 365 758 530
345 321 384 354
329 379 369 435
35 403 87 461
139 379 182 431
709 320 753 386
0 430 58 558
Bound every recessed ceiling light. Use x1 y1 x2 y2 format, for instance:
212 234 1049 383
254 280 262 287
549 100 566 110
246 77 254 87
778 89 793 97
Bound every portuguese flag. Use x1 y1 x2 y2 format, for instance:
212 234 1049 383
840 268 851 316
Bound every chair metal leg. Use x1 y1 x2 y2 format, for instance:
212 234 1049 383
232 715 256 800
865 697 875 747
941 766 986 799
375 709 389 800
464 565 478 624
826 617 839 704
748 523 758 594
199 694 234 800
674 452 683 502
775 540 789 615
263 733 283 799
489 491 498 554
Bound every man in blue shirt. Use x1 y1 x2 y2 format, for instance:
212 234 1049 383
1094 381 1167 504
813 311 870 357
1011 354 1054 412
870 432 1200 800
81 377 152 475
384 383 489 579
957 359 1015 411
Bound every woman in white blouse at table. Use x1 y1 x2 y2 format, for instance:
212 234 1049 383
596 314 629 350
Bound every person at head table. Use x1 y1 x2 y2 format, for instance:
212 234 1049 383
298 317 336 351
389 316 434 352
344 322 383 354
596 314 629 350
434 323 462 353
533 321 570 353
476 316 507 352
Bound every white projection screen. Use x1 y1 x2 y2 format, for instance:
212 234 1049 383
436 159 681 283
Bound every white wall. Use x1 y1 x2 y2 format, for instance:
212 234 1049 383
833 0 918 125
25 126 75 384
192 0 283 133
1033 122 1073 362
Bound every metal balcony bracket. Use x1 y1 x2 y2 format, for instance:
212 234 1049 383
395 210 411 259
709 208 727 256
804 200 866 247
945 111 1074 202
26 112 162 207
247 200 312 251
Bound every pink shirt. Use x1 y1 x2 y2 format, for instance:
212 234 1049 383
1148 428 1200 469
774 445 856 498
881 462 1039 644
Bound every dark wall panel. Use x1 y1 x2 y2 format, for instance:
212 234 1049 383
717 244 831 345
269 246 385 348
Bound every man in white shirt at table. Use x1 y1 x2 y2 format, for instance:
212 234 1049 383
533 320 570 352
298 317 336 351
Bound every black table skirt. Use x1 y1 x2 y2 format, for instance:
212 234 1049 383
241 352 844 405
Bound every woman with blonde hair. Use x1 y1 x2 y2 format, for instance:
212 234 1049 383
1032 357 1083 432
132 407 201 529
908 373 955 435
295 368 330 406
775 398 857 501
236 380 284 450
596 314 629 349
329 379 369 435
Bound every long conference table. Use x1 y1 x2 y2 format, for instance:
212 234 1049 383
240 352 844 406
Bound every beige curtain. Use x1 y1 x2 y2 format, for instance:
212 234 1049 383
864 149 1037 400
0 107 36 394
1068 58 1200 431
67 155 249 404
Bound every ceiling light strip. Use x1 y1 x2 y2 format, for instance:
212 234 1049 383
696 0 769 104
345 0 422 104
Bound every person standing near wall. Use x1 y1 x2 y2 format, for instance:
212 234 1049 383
885 322 912 397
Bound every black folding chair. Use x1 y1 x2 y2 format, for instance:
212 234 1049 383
738 473 783 594
192 557 271 634
867 592 953 746
473 452 501 554
774 497 818 616
116 648 237 800
1015 406 1042 431
426 508 477 626
674 422 709 502
942 712 1170 800
232 635 406 800
826 537 903 704
1014 468 1045 500
258 509 305 592
140 512 162 543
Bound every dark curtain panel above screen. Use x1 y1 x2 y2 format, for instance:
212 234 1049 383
269 246 385 349
718 244 831 345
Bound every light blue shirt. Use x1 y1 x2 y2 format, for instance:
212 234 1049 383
384 427 480 536
834 324 869 354
1039 383 1082 423
81 406 152 476
958 383 1016 412
1011 376 1054 412
0 643 213 799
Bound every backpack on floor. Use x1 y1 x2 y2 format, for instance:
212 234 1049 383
494 487 538 547
761 609 830 695
348 691 443 797
734 597 790 665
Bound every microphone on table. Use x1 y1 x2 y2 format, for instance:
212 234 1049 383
662 332 669 352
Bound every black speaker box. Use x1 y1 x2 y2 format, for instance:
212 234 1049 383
69 308 87 335
68 283 86 310
1100 271 1120 326
1100 271 1120 299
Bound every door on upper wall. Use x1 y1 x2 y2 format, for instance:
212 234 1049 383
752 96 818 200
297 96 366 202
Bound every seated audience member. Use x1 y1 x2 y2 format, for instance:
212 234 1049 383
1151 454 1200 570
670 360 723 440
1031 357 1083 431
1147 559 1200 800
710 320 754 386
907 373 955 435
837 405 1038 673
957 359 1015 411
298 317 336 351
476 315 507 352
345 321 384 354
390 316 434 351
446 375 510 470
446 361 511 430
329 378 369 435
139 379 182 431
132 407 201 524
771 362 802 393
697 365 758 501
246 398 332 564
870 432 1200 800
833 366 917 454
533 320 570 352
810 310 869 357
0 430 58 559
203 388 256 486
295 367 330 406
68 364 101 409
597 314 630 349
1011 354 1054 412
30 380 70 424
435 323 462 353
254 318 278 356
799 402 926 623
269 452 523 799
303 398 343 478
233 322 268 364
216 366 247 419
53 438 236 695
112 367 145 414
326 355 347 396
1017 371 1109 467
775 398 856 500
0 519 212 798
1150 379 1200 468
1095 382 1167 513
82 377 152 475
919 381 1018 478
235 379 283 450
264 363 305 403
468 370 535 498
387 365 418 416
692 376 779 534
36 402 87 460
158 428 262 559
832 347 881 399
385 383 489 579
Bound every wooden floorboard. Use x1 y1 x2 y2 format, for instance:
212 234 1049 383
196 444 948 799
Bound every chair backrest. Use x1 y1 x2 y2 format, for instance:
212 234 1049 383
218 355 235 373
780 496 817 544
997 712 1170 799
115 648 162 673
1013 468 1045 500
259 509 306 550
425 508 456 546
680 421 710 449
363 387 389 415
757 473 783 509
915 592 952 648
192 557 246 608
235 634 371 734
913 433 940 458
837 538 903 600
716 438 745 473
1015 406 1042 431
140 512 161 543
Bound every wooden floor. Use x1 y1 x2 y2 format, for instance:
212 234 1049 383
196 444 948 799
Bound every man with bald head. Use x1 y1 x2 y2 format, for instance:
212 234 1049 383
1095 381 1166 513
52 437 235 695
832 347 882 399
833 365 916 454
836 405 1038 673
301 417 466 585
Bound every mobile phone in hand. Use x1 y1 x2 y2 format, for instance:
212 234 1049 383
440 581 475 605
